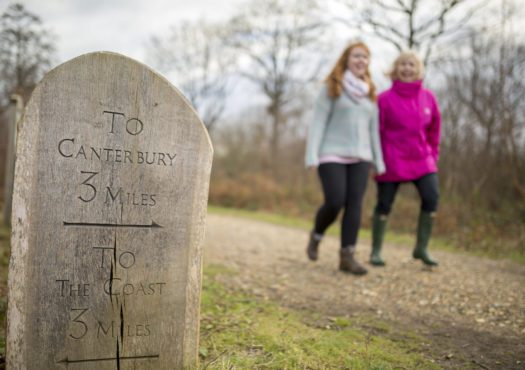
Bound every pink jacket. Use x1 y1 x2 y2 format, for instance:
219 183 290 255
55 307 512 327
375 80 441 182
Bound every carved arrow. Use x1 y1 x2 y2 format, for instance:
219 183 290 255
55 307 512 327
63 221 162 228
57 354 159 364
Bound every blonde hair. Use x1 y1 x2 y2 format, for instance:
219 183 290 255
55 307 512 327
325 41 376 101
388 50 425 81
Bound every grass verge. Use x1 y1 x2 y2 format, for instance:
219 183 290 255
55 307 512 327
200 264 440 369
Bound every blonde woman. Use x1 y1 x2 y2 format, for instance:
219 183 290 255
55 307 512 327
370 51 441 267
305 41 385 275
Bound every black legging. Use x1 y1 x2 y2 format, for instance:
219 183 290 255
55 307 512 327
314 162 370 247
374 173 439 215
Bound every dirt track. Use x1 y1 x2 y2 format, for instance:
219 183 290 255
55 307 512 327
204 214 525 369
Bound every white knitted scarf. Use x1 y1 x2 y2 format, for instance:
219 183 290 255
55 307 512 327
342 70 370 101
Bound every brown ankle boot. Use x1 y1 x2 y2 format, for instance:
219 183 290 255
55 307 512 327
339 247 367 275
306 231 320 261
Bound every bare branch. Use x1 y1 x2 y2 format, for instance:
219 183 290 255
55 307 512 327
337 0 488 64
226 0 326 155
147 19 235 130
370 0 407 13
0 3 56 106
362 14 408 41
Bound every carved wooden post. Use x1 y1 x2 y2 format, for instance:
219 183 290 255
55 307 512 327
7 52 213 369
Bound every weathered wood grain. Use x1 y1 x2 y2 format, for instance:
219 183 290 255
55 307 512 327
6 52 213 369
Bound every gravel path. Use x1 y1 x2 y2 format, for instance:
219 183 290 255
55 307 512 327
204 214 525 369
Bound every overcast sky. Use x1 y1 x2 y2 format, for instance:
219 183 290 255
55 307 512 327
7 0 244 64
6 0 396 74
7 0 517 115
4 0 523 77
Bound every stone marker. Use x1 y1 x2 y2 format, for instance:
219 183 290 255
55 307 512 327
6 52 213 369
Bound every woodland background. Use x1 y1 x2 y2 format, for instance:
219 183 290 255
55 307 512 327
0 0 524 259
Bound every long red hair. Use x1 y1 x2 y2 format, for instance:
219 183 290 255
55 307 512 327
325 41 376 101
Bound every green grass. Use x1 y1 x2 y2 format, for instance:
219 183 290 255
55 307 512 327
208 205 525 265
200 264 440 369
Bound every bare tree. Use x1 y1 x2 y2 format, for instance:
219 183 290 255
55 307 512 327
438 18 525 207
148 20 235 131
226 0 327 158
336 0 488 63
0 3 55 107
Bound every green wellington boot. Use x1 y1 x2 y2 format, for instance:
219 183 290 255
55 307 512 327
370 211 387 266
412 211 439 266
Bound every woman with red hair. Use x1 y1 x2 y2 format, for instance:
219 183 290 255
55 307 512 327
305 41 385 275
